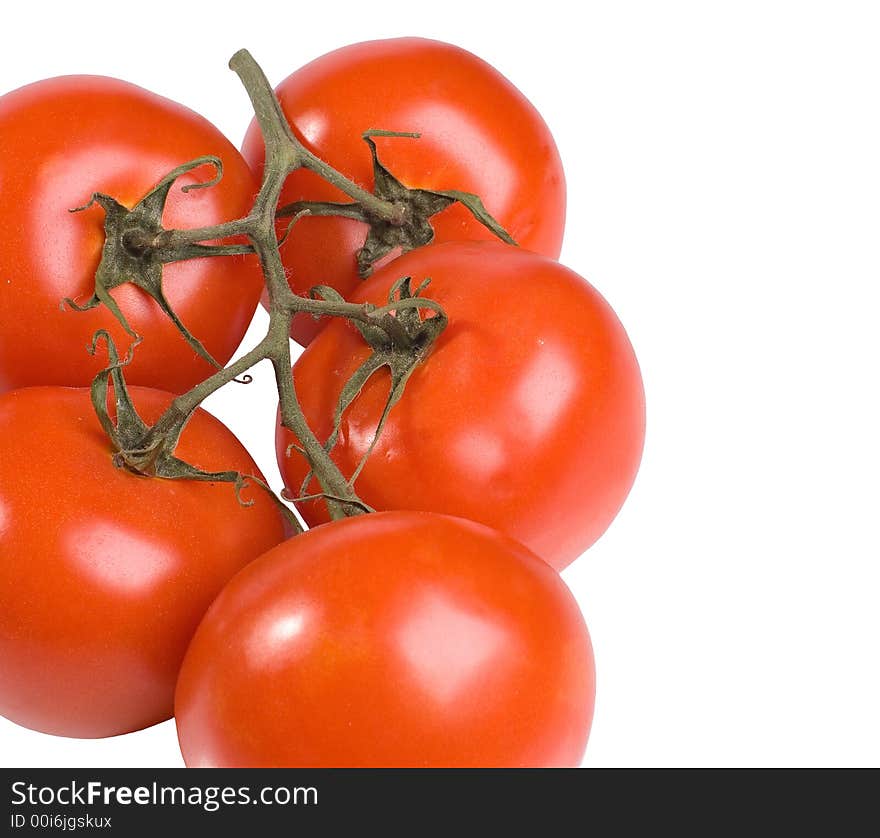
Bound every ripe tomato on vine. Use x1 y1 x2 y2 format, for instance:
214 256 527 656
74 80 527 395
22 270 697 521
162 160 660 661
279 241 645 570
0 75 263 394
0 386 287 738
176 512 595 767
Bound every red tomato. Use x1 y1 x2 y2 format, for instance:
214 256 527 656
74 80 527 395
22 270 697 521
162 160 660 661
278 241 645 571
242 37 566 344
175 511 594 767
0 76 263 394
0 386 287 738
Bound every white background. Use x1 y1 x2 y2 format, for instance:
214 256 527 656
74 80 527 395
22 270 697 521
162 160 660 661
2 0 878 768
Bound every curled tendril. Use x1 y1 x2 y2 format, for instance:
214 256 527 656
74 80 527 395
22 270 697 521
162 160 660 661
87 329 142 367
232 475 257 508
165 156 224 194
277 208 311 249
286 441 306 458
68 195 100 215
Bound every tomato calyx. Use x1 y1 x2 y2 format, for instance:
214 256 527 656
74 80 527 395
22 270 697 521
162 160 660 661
86 329 301 530
276 131 517 278
63 157 252 368
292 276 447 496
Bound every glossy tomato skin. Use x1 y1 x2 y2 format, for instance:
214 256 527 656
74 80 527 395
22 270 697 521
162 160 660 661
0 386 287 738
278 241 645 571
0 76 263 394
176 511 594 767
241 37 566 345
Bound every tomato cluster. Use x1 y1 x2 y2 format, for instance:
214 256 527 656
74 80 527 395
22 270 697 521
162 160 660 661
0 38 644 767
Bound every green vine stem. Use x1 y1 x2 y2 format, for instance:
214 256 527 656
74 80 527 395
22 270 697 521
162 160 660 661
73 48 511 525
